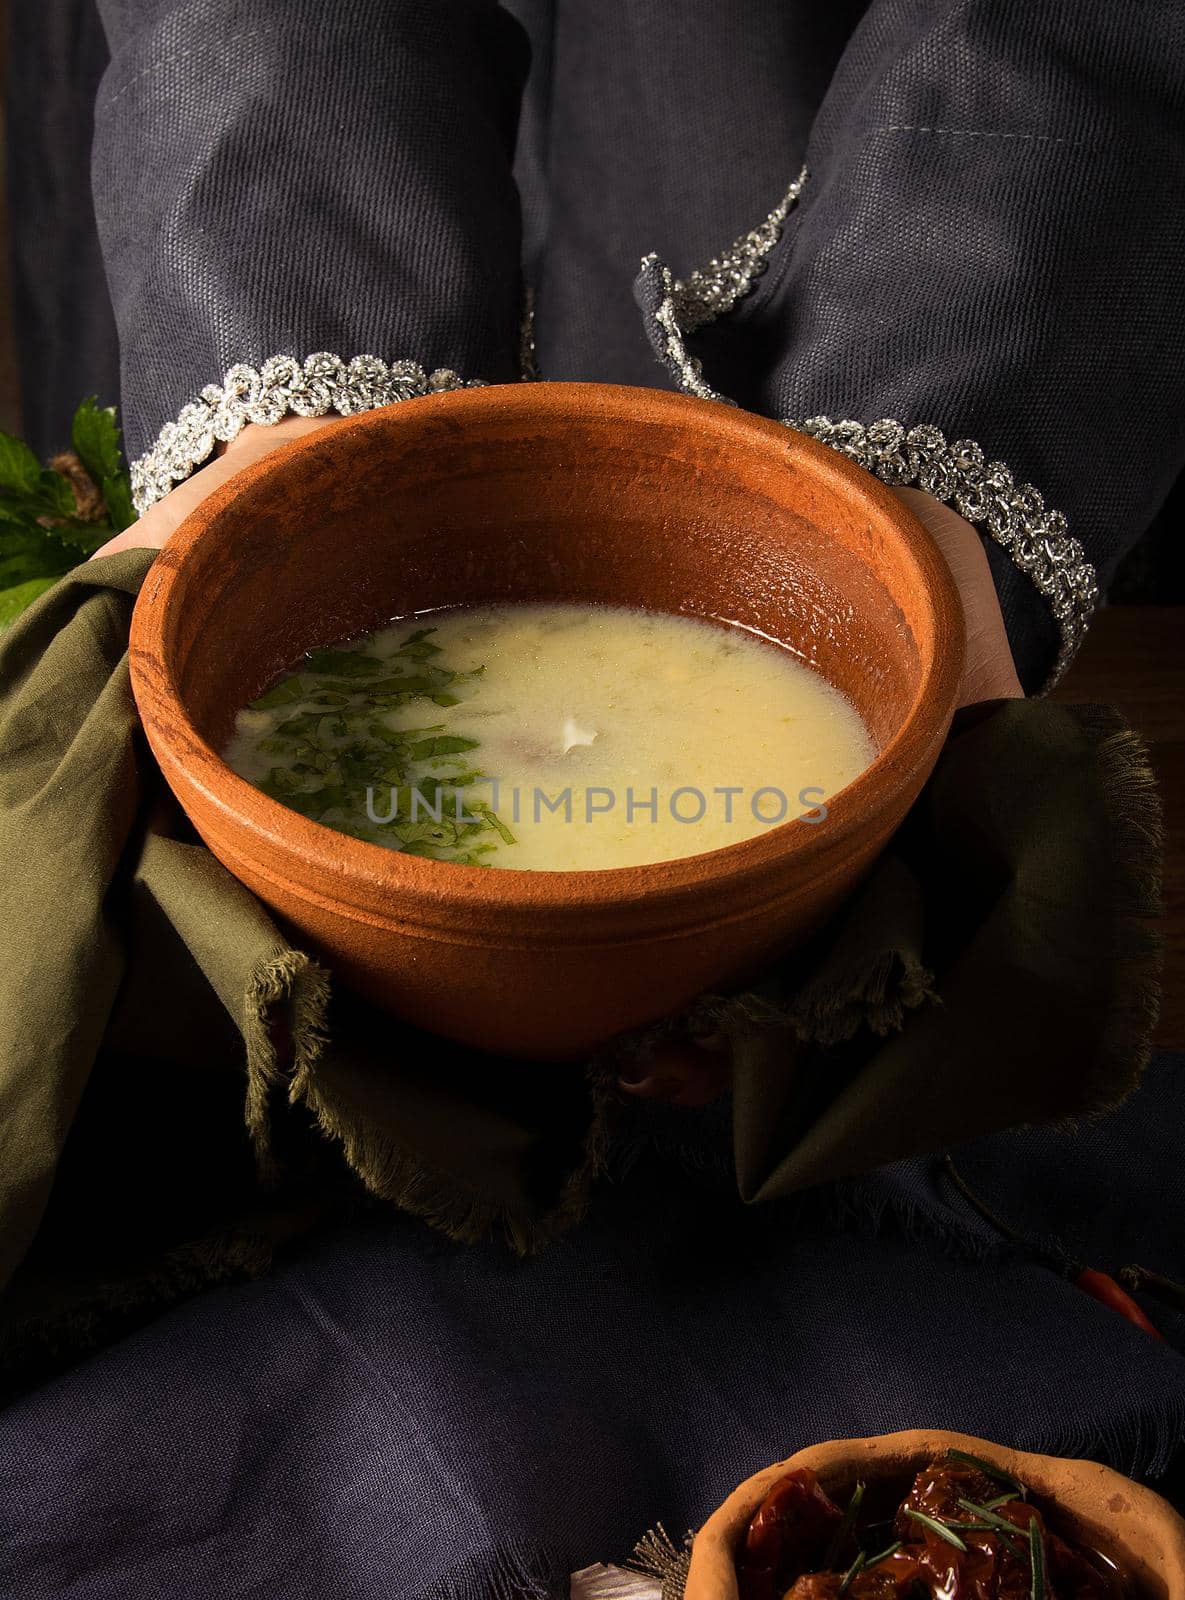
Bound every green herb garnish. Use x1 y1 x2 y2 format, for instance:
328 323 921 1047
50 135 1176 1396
253 677 312 709
304 648 387 677
239 625 512 865
863 1541 901 1568
0 398 135 630
823 1482 865 1571
950 1520 1024 1558
904 1510 968 1552
476 805 517 846
407 734 480 760
955 1498 1024 1533
71 397 136 531
837 1552 865 1595
954 1499 1026 1557
945 1449 1027 1500
1029 1518 1047 1599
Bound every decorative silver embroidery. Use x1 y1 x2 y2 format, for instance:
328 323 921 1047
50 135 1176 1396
669 165 808 334
641 257 729 403
519 284 540 381
130 353 483 515
640 168 1097 688
783 416 1097 688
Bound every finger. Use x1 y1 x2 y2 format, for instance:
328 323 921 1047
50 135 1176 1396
88 416 338 559
617 1036 733 1106
892 486 1023 705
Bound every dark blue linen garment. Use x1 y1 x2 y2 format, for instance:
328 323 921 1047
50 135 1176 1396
7 0 1184 686
1 1053 1183 1599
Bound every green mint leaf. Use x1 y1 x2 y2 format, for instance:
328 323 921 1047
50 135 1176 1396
71 397 125 490
0 503 39 527
304 648 385 677
47 517 113 557
476 805 515 846
0 525 75 587
35 470 77 519
368 673 448 697
0 431 45 496
253 675 311 708
408 734 480 760
100 472 136 532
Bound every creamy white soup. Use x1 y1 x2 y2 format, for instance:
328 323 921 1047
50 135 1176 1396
224 603 875 870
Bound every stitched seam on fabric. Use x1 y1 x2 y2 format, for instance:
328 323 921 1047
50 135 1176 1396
878 124 1090 146
99 29 279 111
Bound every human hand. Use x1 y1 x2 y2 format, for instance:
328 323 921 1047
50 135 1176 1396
617 1032 733 1107
620 490 1023 1105
892 487 1023 707
89 416 339 560
93 422 1019 1106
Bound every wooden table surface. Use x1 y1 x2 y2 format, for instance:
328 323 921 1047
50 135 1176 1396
1050 606 1183 1048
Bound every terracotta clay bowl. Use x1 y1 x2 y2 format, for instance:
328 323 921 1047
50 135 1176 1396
684 1429 1185 1599
129 382 963 1059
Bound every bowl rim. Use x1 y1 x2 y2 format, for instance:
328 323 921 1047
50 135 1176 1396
129 381 965 919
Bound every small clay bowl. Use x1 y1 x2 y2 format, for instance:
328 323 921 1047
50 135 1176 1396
129 383 963 1059
684 1429 1185 1599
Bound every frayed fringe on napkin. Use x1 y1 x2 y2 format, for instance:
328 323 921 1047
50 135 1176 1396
242 953 617 1255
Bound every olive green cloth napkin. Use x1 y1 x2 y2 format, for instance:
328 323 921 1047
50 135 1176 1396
0 552 1163 1383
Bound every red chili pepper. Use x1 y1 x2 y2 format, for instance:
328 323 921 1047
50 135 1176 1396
941 1159 1168 1343
1075 1269 1166 1341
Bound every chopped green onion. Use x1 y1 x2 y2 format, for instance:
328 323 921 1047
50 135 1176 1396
408 734 480 760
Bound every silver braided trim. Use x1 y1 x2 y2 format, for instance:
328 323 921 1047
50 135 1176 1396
519 284 540 381
669 165 808 334
640 167 808 403
130 352 484 515
784 416 1098 689
644 258 728 403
